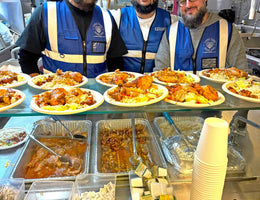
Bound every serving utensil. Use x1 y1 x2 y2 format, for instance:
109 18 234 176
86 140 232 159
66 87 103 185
51 116 85 139
162 112 195 152
29 135 72 166
129 117 142 168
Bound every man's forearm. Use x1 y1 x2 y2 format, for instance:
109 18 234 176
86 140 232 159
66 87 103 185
18 48 41 75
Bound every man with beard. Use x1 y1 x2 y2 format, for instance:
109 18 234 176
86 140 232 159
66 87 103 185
16 0 127 78
110 0 173 73
154 0 248 72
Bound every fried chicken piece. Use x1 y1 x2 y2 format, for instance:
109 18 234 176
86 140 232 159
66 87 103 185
123 75 153 90
226 67 248 79
50 88 67 106
56 69 83 82
200 85 219 101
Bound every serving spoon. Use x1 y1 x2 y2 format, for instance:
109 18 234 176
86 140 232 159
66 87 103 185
29 135 72 166
129 117 142 168
51 116 85 139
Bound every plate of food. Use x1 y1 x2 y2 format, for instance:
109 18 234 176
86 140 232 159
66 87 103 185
103 75 168 107
164 83 225 107
30 87 104 115
199 67 249 83
28 69 88 90
96 69 143 87
150 68 200 86
0 88 26 112
0 70 30 88
0 127 28 150
222 79 260 103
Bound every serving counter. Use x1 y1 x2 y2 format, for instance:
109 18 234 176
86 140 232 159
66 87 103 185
0 78 260 199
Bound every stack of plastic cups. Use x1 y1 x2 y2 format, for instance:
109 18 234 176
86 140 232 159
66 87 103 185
190 117 229 200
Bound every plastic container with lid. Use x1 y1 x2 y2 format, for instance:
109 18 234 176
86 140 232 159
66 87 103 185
0 178 25 200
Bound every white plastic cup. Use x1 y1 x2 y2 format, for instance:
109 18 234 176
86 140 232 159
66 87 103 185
196 117 229 165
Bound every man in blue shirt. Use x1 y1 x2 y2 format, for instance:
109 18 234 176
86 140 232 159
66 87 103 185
111 0 172 73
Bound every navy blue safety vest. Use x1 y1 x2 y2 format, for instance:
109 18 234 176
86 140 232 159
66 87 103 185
119 6 171 73
167 20 232 73
42 1 112 78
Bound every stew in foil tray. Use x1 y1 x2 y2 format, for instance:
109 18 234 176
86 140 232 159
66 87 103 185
25 138 86 179
100 124 153 173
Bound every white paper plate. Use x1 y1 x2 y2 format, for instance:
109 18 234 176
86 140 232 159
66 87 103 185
151 71 200 86
0 88 26 112
199 69 251 83
164 92 225 107
30 88 104 115
96 71 143 87
222 81 260 103
28 74 88 90
103 84 168 107
0 72 30 88
0 127 28 150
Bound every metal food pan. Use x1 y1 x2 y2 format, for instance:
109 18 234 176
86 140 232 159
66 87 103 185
153 116 204 146
10 120 92 183
93 118 167 176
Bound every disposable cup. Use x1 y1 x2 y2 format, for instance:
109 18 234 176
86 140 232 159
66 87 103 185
190 186 223 200
194 153 228 168
196 117 229 165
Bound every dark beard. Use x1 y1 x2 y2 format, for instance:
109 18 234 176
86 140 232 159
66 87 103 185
73 0 97 11
182 5 207 29
131 0 158 14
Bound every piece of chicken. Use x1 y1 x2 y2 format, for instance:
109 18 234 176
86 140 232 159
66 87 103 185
50 88 67 106
123 75 153 90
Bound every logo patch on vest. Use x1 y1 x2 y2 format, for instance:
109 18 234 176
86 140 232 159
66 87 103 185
155 27 165 31
201 57 217 69
203 38 217 54
92 23 105 37
92 41 106 54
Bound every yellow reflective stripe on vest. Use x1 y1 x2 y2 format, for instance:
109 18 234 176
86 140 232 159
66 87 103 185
101 7 112 56
169 21 178 70
42 49 106 63
219 19 228 69
47 2 58 52
124 50 156 59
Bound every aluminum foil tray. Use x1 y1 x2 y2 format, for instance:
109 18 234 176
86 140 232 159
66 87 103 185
153 116 246 176
93 118 167 176
10 119 92 183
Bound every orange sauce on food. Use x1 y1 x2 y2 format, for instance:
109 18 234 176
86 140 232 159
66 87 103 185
25 138 86 179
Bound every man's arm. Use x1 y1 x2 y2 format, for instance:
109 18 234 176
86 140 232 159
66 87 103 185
16 5 46 75
18 49 41 75
154 31 171 71
226 24 248 70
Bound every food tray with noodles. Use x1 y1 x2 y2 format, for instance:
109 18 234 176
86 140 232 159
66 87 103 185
96 71 143 87
0 88 26 112
0 71 30 88
10 120 92 183
30 88 104 115
103 83 168 107
0 127 28 150
93 118 167 176
27 69 87 90
153 116 246 176
151 70 200 86
222 80 260 103
199 67 249 83
153 116 204 143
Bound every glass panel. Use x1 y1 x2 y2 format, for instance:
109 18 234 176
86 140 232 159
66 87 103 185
0 78 260 117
